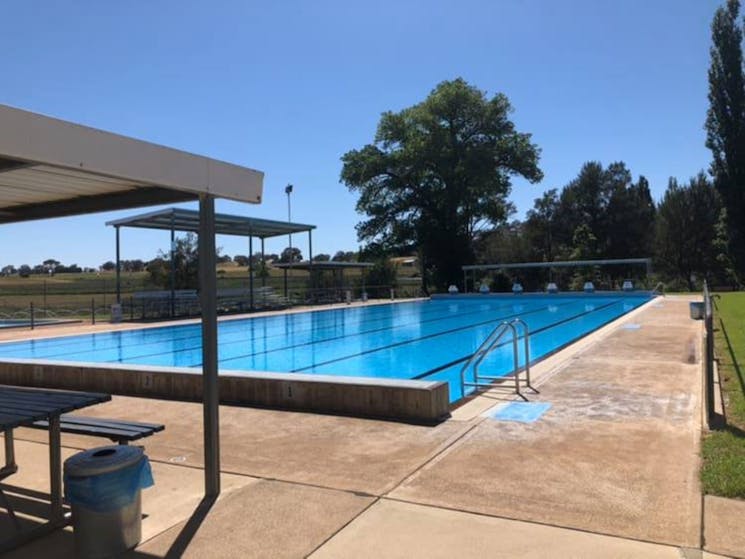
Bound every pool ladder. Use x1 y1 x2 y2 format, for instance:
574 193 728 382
460 318 539 401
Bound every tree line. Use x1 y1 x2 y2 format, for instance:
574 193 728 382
340 1 745 292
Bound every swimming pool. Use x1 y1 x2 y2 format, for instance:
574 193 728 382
0 294 651 402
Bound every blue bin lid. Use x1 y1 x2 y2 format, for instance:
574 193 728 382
64 445 144 477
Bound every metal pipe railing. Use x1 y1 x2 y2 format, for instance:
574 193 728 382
473 324 521 398
511 318 536 392
703 280 716 428
460 318 538 400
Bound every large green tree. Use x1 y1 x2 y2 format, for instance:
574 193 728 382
655 174 722 289
706 0 745 279
553 161 655 261
147 233 200 290
340 78 542 290
523 189 560 262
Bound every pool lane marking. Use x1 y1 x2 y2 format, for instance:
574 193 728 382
185 299 579 369
288 300 585 373
213 299 573 367
0 298 443 355
1 297 532 362
411 299 622 380
290 298 621 379
105 298 563 367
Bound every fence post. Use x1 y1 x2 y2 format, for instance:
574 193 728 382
30 301 35 330
91 298 96 325
703 281 716 429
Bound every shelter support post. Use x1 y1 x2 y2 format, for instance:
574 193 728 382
115 226 121 304
249 235 254 311
198 194 220 497
308 230 313 291
170 213 176 318
260 238 266 288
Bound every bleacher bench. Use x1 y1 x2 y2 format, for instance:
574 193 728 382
29 416 164 445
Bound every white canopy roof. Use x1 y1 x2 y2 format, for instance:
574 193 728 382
0 104 263 223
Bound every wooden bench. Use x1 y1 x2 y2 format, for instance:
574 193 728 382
29 416 164 445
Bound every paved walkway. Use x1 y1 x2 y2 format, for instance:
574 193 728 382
2 297 738 558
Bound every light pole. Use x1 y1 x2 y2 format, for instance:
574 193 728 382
285 184 293 299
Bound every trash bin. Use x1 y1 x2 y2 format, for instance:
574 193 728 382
64 445 154 559
689 301 705 320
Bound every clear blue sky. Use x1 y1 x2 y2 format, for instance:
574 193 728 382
0 0 720 267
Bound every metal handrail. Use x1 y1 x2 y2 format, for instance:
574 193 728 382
460 318 537 399
460 322 507 377
472 323 521 398
511 318 536 392
652 282 665 296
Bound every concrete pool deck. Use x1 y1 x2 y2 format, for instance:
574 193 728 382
1 296 742 557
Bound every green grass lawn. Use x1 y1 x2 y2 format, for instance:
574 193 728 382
701 292 745 499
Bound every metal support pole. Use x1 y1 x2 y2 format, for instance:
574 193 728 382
260 238 266 288
249 235 254 311
463 269 467 293
704 282 716 428
170 213 176 318
115 226 121 304
286 184 293 302
308 230 313 294
4 429 16 470
512 327 521 399
199 194 220 497
48 416 62 523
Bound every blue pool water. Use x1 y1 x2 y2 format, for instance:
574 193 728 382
0 294 651 402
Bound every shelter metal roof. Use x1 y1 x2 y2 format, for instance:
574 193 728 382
107 207 315 239
273 260 373 271
0 104 263 224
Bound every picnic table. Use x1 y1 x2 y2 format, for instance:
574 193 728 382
0 384 110 551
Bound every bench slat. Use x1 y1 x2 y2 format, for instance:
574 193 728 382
53 416 164 432
29 415 164 443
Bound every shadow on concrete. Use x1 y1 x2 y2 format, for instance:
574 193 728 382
0 483 190 558
160 494 217 558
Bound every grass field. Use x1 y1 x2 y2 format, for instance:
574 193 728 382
701 292 745 499
0 264 415 319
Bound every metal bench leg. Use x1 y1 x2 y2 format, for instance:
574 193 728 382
48 417 63 524
0 486 21 531
1 429 21 531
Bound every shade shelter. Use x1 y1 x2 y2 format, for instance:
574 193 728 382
0 103 264 498
273 260 374 300
106 207 316 314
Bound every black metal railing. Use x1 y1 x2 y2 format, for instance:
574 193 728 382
703 280 717 429
1 283 426 328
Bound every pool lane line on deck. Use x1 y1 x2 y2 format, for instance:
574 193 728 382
289 300 619 374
